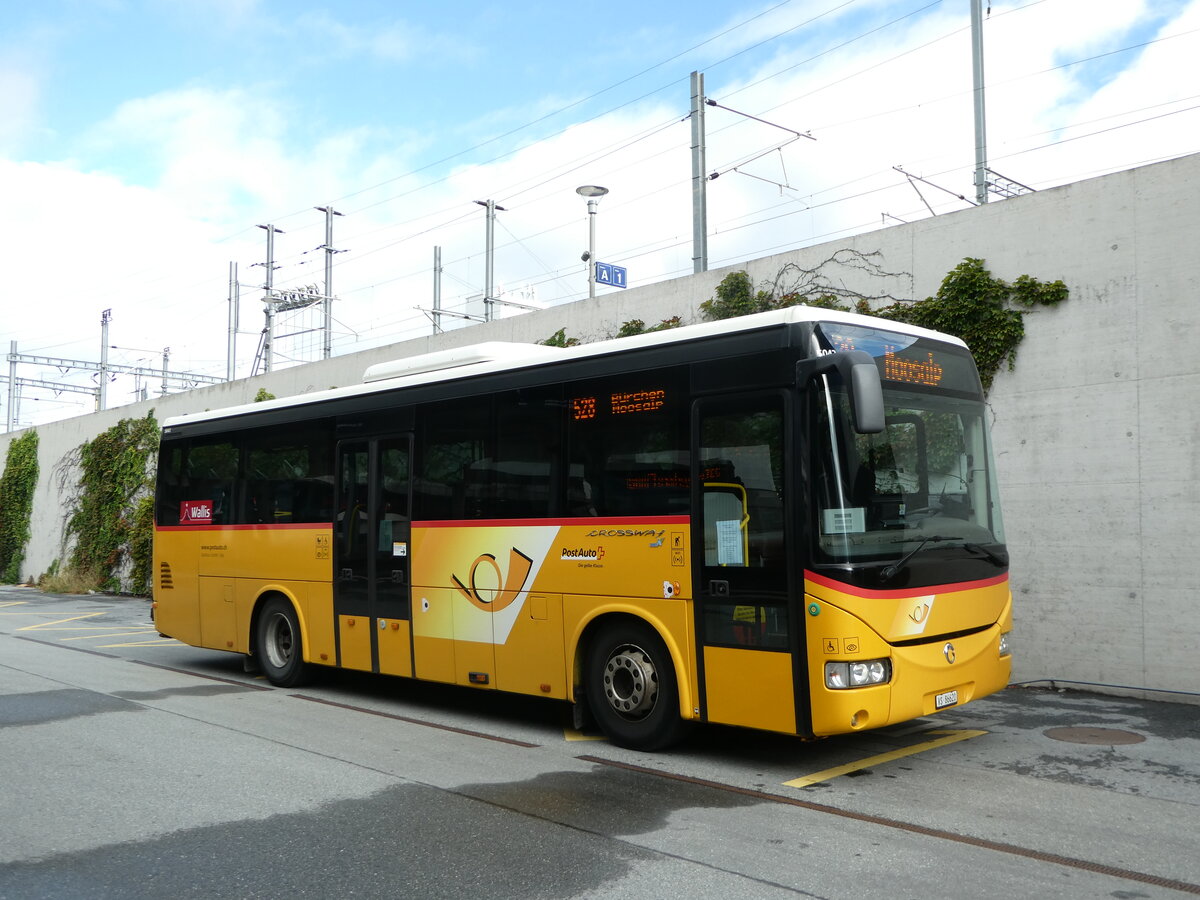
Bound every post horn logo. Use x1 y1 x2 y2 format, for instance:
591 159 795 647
909 601 931 624
943 642 956 664
451 548 534 613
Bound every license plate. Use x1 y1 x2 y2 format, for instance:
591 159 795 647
935 689 959 709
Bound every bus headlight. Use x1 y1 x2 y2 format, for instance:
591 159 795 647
999 631 1012 657
825 659 891 690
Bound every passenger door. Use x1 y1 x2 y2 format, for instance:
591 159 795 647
334 435 412 675
693 393 797 733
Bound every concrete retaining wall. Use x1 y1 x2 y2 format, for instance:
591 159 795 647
4 153 1197 700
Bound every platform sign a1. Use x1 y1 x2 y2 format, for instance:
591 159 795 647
594 262 628 289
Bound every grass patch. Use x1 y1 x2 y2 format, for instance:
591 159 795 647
38 566 105 595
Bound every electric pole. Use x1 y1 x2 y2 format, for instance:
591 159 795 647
6 342 16 433
257 224 284 373
433 246 443 334
227 262 239 382
971 0 989 204
99 309 112 410
690 71 709 273
474 200 506 321
315 205 343 359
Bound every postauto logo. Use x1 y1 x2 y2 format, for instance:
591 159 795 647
561 546 605 561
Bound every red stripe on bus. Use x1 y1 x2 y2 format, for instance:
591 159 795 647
414 516 690 528
156 516 689 532
155 523 331 532
804 570 1008 599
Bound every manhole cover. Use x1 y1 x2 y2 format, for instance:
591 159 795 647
1044 726 1145 745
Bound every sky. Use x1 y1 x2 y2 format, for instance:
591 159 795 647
1 0 1197 427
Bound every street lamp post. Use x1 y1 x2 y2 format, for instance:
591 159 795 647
576 185 609 299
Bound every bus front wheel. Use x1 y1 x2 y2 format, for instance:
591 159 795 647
585 620 686 751
255 597 311 688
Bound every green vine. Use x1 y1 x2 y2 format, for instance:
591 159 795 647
60 412 160 594
700 271 771 320
616 316 683 337
872 258 1067 392
541 328 580 347
704 256 1067 393
0 430 39 583
128 494 157 595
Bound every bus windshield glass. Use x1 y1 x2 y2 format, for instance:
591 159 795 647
810 323 1006 572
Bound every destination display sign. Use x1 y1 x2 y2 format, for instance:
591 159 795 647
572 388 667 421
814 322 981 393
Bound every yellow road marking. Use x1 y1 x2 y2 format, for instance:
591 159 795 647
17 612 107 631
563 728 607 742
0 601 29 608
97 639 178 648
60 630 158 641
783 729 988 788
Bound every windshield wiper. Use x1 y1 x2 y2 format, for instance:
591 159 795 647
880 535 947 582
963 542 1008 566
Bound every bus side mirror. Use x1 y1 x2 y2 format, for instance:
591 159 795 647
797 350 885 434
849 359 884 433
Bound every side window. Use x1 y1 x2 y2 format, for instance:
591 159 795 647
490 386 562 518
156 439 239 526
338 444 369 557
415 396 491 520
700 402 785 569
567 370 689 517
243 427 335 524
156 445 184 525
380 443 410 519
698 395 788 649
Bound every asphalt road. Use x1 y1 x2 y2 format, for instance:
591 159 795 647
2 586 1198 899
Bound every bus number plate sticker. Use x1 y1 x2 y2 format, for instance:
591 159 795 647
935 690 959 709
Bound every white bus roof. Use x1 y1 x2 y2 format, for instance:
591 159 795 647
163 305 966 430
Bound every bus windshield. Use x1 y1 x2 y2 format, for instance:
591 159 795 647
813 381 1006 572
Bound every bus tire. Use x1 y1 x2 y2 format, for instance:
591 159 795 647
255 597 312 688
585 619 686 751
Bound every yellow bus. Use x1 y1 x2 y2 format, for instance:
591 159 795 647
153 306 1011 750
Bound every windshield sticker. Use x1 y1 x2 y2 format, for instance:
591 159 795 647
179 500 213 524
823 507 866 534
716 519 744 565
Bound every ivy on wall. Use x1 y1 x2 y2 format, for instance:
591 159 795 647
541 328 580 347
704 257 1068 393
616 316 682 337
872 258 1068 392
59 412 160 594
0 430 39 584
700 250 909 321
539 253 1065 392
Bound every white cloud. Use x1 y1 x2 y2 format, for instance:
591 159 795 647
4 0 1200 427
0 66 41 154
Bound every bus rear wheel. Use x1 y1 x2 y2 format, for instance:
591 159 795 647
255 597 311 688
585 620 686 751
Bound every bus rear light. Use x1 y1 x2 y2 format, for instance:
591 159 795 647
825 659 890 690
999 631 1012 657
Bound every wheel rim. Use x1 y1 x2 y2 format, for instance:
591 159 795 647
264 611 294 670
601 643 659 720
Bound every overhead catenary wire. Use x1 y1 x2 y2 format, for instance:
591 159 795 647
12 1 1198 402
